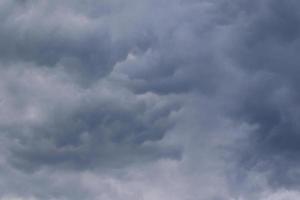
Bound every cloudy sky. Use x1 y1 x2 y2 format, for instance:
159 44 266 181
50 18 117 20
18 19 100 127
1 0 300 199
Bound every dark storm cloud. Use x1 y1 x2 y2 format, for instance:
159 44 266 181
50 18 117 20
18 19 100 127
0 65 180 172
0 0 187 172
113 0 237 95
1 0 300 199
0 0 157 84
223 0 300 191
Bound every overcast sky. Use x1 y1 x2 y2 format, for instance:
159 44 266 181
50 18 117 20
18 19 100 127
1 0 300 199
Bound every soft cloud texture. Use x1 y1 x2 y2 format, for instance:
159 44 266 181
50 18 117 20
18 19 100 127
0 0 300 200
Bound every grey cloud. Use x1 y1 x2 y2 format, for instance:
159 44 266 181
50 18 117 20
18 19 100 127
0 0 156 84
220 0 300 191
1 0 300 199
112 1 236 95
0 65 180 172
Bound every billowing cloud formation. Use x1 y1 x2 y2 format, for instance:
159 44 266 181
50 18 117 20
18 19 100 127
1 0 300 199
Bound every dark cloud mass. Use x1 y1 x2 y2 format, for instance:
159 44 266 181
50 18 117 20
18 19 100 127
1 0 300 199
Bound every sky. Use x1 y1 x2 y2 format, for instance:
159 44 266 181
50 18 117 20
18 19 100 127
0 0 300 199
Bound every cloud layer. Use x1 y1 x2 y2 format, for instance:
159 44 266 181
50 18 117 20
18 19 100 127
1 0 300 199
